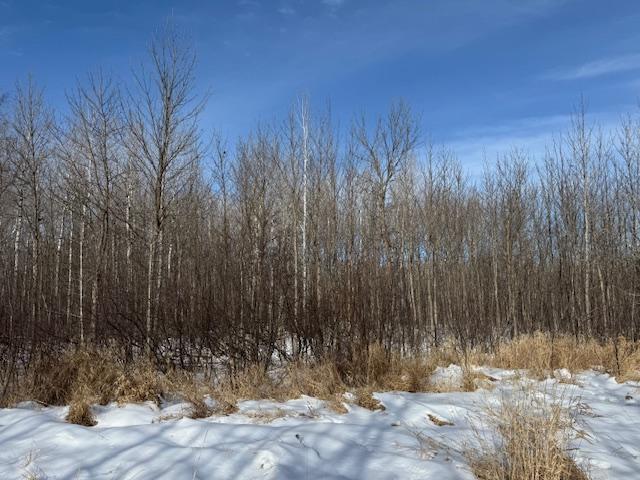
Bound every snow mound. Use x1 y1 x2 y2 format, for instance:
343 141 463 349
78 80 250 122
430 364 464 389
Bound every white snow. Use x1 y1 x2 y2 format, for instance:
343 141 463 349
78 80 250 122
429 364 465 390
0 370 638 479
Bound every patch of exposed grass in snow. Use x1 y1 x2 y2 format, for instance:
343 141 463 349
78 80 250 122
466 383 590 480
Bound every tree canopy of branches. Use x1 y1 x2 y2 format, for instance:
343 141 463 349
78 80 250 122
1 28 640 378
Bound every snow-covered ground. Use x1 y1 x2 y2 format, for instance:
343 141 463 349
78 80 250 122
0 367 638 479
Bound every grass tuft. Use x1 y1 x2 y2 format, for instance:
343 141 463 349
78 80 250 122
427 413 453 426
466 384 589 480
66 390 96 427
355 387 385 411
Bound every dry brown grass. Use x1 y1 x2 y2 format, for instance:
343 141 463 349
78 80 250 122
344 343 438 392
222 365 281 400
3 345 432 420
211 364 283 413
13 348 165 408
467 385 589 480
491 332 640 381
211 361 350 413
458 369 496 392
66 388 96 427
610 338 640 382
355 387 385 411
207 350 432 413
7 334 638 425
466 371 498 391
427 413 454 426
286 361 347 399
7 347 220 422
246 408 288 423
165 370 216 419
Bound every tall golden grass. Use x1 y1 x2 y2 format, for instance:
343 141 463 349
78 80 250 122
466 384 589 480
490 333 640 381
3 332 638 426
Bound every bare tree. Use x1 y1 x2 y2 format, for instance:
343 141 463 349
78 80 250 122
10 78 53 342
125 24 206 354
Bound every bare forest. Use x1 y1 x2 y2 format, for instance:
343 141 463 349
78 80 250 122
2 29 640 397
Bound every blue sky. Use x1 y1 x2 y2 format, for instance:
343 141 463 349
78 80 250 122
1 0 639 168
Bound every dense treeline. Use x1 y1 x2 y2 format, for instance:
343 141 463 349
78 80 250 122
1 28 640 378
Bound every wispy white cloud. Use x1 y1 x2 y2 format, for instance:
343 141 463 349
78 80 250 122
544 54 640 81
206 0 573 140
0 25 13 37
278 6 295 16
445 112 623 174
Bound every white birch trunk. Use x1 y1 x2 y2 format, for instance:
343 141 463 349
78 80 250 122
79 203 86 345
